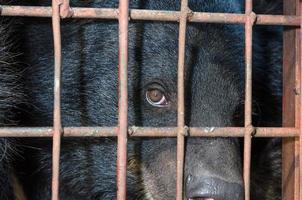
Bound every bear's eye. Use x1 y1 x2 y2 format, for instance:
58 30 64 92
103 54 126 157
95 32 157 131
146 88 168 107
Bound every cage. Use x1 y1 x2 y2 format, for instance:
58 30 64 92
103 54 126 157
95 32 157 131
0 0 301 200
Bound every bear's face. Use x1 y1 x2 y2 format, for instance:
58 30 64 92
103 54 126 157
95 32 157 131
19 0 283 199
135 22 244 199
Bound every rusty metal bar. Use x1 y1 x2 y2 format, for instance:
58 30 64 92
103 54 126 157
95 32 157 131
243 1 254 200
283 1 301 200
51 0 64 199
299 1 302 199
176 0 188 199
0 127 298 137
116 0 129 199
282 0 296 200
0 5 300 26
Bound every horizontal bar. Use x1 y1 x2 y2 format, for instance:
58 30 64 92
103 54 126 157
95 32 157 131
0 6 300 26
0 127 298 137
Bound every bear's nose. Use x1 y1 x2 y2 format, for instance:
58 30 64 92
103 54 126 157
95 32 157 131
185 175 243 200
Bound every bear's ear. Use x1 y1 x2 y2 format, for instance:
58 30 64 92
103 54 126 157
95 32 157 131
253 0 283 14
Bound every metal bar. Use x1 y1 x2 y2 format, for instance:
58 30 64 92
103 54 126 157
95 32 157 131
51 0 64 199
243 1 254 200
282 0 300 199
299 1 302 199
294 3 301 198
0 127 298 137
116 0 129 199
176 0 188 199
0 6 300 26
280 1 302 199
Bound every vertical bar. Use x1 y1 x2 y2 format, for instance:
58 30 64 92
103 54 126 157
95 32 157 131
176 0 189 199
244 1 254 200
283 1 301 200
117 0 129 199
299 1 302 199
51 0 63 200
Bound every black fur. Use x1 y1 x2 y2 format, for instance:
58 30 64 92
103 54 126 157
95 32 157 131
0 11 24 200
0 0 283 199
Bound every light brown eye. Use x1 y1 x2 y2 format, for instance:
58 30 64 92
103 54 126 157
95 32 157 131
146 89 168 107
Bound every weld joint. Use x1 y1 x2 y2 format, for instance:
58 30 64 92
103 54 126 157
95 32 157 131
245 125 256 137
247 12 257 25
59 0 73 18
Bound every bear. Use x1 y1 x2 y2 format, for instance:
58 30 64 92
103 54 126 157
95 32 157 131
0 11 24 200
1 0 283 199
